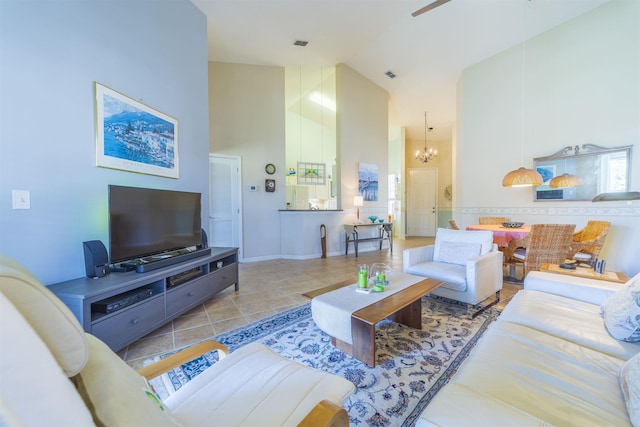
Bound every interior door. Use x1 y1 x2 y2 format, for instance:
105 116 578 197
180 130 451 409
209 154 242 257
407 168 437 236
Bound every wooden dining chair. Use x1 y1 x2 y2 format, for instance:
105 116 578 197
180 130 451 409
479 217 509 225
570 220 611 266
448 219 460 230
509 224 576 277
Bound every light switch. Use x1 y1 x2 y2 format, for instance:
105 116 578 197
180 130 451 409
12 190 30 209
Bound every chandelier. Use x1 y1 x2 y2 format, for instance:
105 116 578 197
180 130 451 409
416 112 437 163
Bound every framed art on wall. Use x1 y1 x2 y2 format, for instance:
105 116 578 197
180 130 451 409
358 162 378 201
297 162 326 185
94 82 179 179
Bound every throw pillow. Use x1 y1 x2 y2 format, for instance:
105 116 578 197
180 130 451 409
435 241 482 266
620 352 640 427
601 274 640 342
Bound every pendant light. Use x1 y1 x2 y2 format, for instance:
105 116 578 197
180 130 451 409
416 112 437 163
502 0 543 188
549 173 582 188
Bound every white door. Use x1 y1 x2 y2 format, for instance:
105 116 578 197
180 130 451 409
209 154 242 257
407 168 438 236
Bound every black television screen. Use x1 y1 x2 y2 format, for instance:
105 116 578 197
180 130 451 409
109 185 202 263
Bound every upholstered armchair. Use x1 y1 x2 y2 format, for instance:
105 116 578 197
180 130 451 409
0 255 354 427
403 228 503 317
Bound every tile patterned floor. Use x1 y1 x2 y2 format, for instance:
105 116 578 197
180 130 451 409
121 237 522 370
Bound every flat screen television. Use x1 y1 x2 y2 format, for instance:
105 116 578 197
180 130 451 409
108 185 202 264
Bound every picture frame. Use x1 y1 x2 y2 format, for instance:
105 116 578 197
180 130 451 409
297 161 326 185
358 162 379 201
94 82 179 179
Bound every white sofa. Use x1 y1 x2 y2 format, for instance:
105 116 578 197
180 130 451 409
418 270 640 427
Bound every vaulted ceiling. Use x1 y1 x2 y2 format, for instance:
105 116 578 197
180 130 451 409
191 0 610 141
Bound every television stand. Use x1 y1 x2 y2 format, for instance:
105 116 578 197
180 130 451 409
48 247 238 351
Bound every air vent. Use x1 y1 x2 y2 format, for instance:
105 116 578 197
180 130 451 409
385 71 396 79
293 40 308 46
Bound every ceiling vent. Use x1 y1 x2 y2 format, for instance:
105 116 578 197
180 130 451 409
385 71 397 79
293 40 308 47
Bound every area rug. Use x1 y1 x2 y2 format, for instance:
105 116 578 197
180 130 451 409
149 295 499 426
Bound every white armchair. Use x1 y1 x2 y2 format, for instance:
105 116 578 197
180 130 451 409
0 254 354 427
403 228 503 317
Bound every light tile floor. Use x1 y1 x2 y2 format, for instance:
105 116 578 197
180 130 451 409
121 237 522 370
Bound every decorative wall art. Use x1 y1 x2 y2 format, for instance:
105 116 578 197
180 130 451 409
358 162 378 201
297 162 326 185
536 165 555 184
94 82 179 179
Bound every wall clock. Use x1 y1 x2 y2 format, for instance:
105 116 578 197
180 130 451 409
265 179 276 192
265 163 276 175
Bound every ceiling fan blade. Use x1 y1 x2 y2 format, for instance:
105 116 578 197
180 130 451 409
411 0 453 17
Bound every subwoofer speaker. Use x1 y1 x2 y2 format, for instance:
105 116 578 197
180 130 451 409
83 240 110 278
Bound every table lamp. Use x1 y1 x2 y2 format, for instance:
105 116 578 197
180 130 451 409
354 195 364 223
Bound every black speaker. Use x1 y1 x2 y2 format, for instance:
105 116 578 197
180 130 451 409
83 240 110 278
201 228 208 248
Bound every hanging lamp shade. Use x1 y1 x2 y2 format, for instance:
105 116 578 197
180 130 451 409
549 173 582 189
502 167 543 187
592 191 640 202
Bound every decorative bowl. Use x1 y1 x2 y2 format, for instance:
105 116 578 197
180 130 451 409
378 219 384 223
502 222 524 229
368 215 378 223
369 263 392 285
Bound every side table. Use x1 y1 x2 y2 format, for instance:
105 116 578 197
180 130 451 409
540 263 628 284
344 222 393 257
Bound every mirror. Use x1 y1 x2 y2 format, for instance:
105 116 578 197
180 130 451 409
533 144 632 201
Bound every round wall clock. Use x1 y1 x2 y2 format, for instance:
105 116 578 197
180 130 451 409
265 163 276 175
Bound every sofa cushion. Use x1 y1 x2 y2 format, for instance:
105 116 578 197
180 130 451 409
404 261 467 292
0 254 88 376
601 273 640 342
433 228 494 260
442 320 631 426
620 351 640 427
74 335 179 427
0 292 96 427
165 342 355 427
501 290 640 360
434 241 481 266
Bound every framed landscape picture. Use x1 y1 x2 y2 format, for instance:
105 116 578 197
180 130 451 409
94 82 179 179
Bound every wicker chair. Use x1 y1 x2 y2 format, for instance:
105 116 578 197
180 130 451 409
509 224 576 277
479 217 509 225
570 220 611 266
448 219 460 230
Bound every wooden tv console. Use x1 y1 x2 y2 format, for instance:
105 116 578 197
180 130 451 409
49 247 238 351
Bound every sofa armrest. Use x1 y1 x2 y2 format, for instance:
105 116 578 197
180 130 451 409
403 245 435 272
524 271 621 305
298 400 349 427
138 340 229 380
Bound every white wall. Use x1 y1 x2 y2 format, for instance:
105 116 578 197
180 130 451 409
0 0 209 284
455 0 640 276
209 62 286 260
209 62 391 260
337 64 389 220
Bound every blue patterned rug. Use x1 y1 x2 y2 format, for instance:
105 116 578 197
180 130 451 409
150 295 499 426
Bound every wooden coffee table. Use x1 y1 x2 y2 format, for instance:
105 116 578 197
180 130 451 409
541 263 628 284
310 275 443 367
